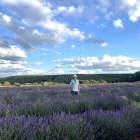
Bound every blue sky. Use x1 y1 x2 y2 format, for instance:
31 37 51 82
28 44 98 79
0 0 140 77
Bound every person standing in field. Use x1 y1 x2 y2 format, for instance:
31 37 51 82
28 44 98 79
70 75 80 95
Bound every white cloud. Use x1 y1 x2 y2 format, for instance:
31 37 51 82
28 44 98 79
40 48 63 55
128 2 140 22
105 12 114 20
67 64 75 68
0 12 66 50
16 69 47 76
71 45 75 49
84 38 107 47
0 62 65 77
0 1 107 47
54 52 63 55
0 45 27 61
45 68 65 75
31 62 42 66
125 0 137 7
0 1 86 41
88 34 92 38
0 36 9 48
55 6 84 17
2 14 11 23
113 19 124 28
116 0 137 9
55 64 63 68
52 54 140 73
0 59 27 65
99 0 110 7
97 0 110 13
101 42 107 47
100 23 106 27
116 0 140 22
68 69 95 74
10 61 27 65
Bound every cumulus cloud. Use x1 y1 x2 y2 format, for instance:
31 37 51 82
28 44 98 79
16 68 65 76
0 59 27 65
98 0 110 13
0 1 107 48
0 42 32 77
0 1 86 42
0 45 27 61
10 61 27 65
13 38 37 51
116 0 137 9
0 36 10 48
0 62 65 77
55 64 63 68
67 64 75 68
113 19 124 28
0 13 66 50
68 69 96 74
115 0 140 22
52 54 140 72
31 62 42 66
54 6 84 18
128 2 140 22
45 68 65 75
105 12 114 20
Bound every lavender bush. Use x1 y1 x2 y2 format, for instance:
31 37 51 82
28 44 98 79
0 83 140 139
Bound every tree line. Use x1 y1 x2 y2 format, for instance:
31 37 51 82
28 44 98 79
117 71 140 82
0 73 135 85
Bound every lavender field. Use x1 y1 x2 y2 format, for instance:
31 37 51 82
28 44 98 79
0 83 140 140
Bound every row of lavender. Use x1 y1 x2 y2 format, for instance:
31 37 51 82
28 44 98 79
0 84 140 139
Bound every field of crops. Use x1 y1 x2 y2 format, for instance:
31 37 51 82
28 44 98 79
0 83 140 140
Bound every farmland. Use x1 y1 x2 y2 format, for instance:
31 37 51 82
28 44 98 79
0 83 140 140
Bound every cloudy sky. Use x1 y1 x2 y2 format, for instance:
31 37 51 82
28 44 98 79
0 0 140 77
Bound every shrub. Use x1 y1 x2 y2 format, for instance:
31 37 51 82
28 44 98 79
48 82 53 85
14 83 21 87
79 80 90 84
3 81 11 86
25 83 32 85
0 83 2 86
134 81 140 83
99 79 107 83
33 82 38 85
90 80 98 84
59 83 66 85
97 80 101 83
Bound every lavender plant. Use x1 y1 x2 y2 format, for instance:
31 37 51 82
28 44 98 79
0 83 140 139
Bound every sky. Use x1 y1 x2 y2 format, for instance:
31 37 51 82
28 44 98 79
0 0 140 77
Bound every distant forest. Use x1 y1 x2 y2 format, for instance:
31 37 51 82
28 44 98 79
0 72 139 84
